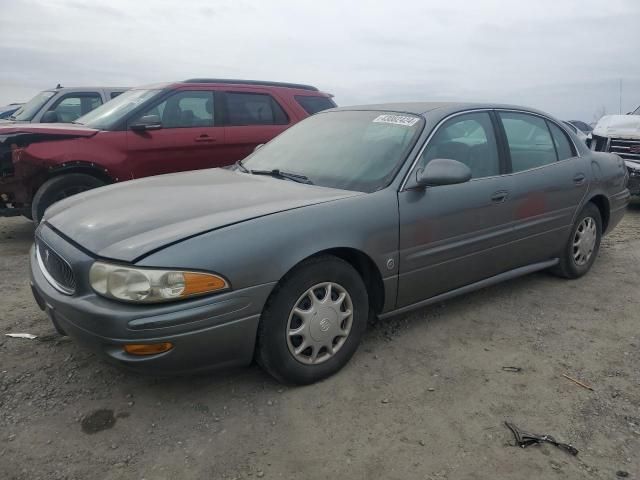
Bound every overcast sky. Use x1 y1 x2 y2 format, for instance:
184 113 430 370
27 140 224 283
1 0 639 121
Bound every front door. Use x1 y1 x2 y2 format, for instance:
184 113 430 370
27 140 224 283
126 90 224 178
397 111 515 307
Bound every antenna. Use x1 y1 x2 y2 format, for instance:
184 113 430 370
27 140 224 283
619 78 622 114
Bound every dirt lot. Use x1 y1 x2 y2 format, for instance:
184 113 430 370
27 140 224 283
1 204 639 480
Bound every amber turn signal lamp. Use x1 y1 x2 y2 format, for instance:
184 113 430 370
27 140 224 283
123 342 174 356
182 272 227 296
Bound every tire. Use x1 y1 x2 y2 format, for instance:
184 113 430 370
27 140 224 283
31 174 105 224
552 202 602 279
256 255 369 385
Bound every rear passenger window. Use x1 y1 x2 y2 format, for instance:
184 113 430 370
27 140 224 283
225 92 289 126
548 122 575 160
499 112 556 172
418 112 500 179
295 95 335 115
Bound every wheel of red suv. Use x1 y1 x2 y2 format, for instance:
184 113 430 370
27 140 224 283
256 255 368 385
31 174 105 224
552 202 602 279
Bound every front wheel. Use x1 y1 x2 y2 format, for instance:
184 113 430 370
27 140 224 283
256 255 369 385
31 174 105 224
552 202 602 279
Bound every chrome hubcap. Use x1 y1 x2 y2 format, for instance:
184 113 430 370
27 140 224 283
573 217 597 266
286 282 353 365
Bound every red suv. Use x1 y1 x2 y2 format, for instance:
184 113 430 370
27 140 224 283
0 79 336 222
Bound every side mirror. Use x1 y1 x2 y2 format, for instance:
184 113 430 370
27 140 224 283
41 110 58 123
253 143 264 152
129 114 162 131
416 158 472 187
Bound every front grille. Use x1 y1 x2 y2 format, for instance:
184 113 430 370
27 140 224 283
628 174 640 196
36 239 76 294
609 138 640 160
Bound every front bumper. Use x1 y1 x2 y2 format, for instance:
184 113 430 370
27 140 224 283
29 232 275 375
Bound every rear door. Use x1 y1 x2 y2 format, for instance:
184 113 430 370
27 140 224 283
397 111 516 307
221 90 292 162
126 90 225 178
495 111 588 266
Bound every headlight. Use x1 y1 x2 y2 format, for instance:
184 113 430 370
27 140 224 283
625 161 640 176
89 262 228 303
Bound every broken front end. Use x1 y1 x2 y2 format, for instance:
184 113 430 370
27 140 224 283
0 134 38 217
590 115 640 196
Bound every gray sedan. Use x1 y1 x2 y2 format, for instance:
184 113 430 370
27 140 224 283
30 103 630 384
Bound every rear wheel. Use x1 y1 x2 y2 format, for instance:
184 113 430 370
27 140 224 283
256 255 368 385
31 174 105 224
552 202 602 279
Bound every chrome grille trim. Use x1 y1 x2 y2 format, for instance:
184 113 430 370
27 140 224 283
36 239 76 295
610 138 640 159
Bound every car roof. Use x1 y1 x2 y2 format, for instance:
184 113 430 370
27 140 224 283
331 102 553 117
181 78 319 91
45 87 129 93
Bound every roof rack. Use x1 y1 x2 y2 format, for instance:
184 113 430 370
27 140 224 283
182 78 319 92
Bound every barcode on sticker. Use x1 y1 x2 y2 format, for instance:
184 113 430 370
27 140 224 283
373 114 420 127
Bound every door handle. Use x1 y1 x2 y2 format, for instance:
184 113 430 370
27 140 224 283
194 134 216 143
491 191 509 203
573 173 586 185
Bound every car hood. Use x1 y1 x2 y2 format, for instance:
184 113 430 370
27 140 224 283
593 115 640 140
0 123 99 147
44 168 361 262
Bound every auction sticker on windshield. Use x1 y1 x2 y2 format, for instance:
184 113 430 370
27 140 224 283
373 114 420 127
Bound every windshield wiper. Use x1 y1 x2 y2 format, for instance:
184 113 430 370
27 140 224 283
235 159 249 172
249 168 313 184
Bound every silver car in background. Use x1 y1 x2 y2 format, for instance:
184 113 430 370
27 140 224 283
2 85 128 124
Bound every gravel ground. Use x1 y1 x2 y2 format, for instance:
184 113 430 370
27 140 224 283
1 203 639 480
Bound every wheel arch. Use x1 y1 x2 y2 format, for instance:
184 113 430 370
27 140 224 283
585 193 610 233
46 161 116 185
277 247 386 315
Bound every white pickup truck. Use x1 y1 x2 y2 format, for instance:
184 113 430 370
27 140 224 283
590 105 640 196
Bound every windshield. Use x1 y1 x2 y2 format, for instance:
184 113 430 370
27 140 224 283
633 105 640 115
75 88 161 129
242 110 424 192
10 90 56 121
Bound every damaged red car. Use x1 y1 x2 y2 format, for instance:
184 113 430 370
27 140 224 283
0 79 336 222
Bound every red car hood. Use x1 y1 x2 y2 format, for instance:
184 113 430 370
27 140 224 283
0 123 99 137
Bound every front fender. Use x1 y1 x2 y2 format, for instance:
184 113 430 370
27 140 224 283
137 189 400 311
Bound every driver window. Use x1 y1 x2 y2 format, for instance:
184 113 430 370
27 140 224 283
134 91 214 128
417 112 500 179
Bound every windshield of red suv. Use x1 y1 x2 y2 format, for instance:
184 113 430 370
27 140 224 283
242 110 424 192
75 88 161 130
10 90 56 121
